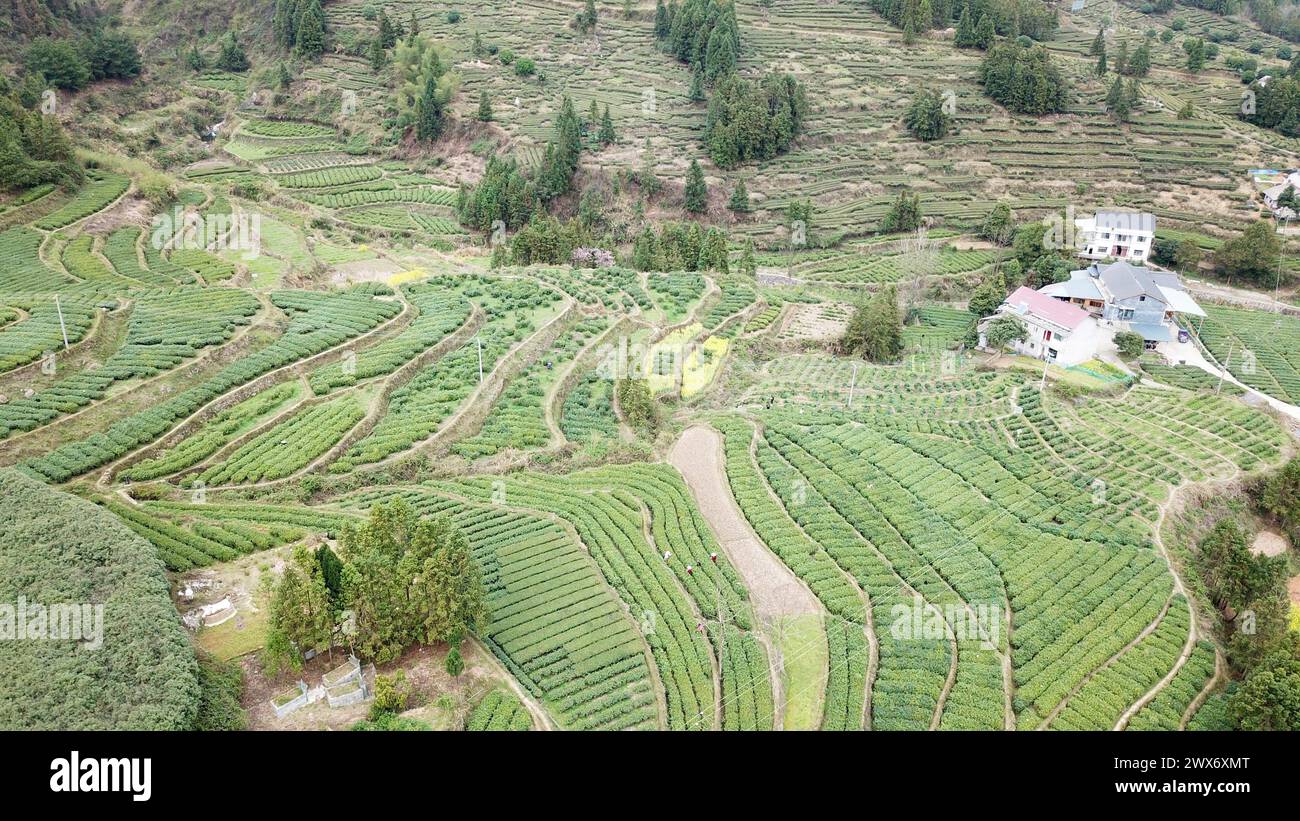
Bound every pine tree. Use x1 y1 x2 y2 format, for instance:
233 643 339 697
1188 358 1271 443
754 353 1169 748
416 69 445 141
738 238 756 277
378 8 397 49
1107 75 1129 122
296 0 327 60
444 644 464 677
1089 27 1105 57
1114 38 1129 76
1096 48 1107 77
472 31 484 58
1128 42 1151 77
689 64 705 102
369 37 386 71
277 61 292 89
684 159 708 213
598 105 615 145
973 13 995 49
728 179 750 212
477 90 494 122
954 3 975 48
187 44 204 72
274 0 298 50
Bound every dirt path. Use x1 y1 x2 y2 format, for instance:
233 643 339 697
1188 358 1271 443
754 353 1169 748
467 636 556 731
669 426 820 621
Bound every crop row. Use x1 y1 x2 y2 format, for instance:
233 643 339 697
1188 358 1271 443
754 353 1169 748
119 383 300 482
22 289 399 482
308 284 472 394
197 394 363 485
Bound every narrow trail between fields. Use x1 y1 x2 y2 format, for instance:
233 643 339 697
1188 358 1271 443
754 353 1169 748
669 426 822 622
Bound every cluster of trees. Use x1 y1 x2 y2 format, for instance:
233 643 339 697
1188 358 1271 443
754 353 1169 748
24 32 141 91
954 4 996 49
968 269 1007 317
869 0 1057 42
274 0 329 60
1092 30 1152 78
456 156 537 232
657 0 807 167
1009 220 1071 288
1243 75 1300 137
0 79 83 190
215 33 250 73
393 36 456 143
704 72 807 169
655 0 740 84
1105 76 1145 122
1213 220 1284 286
979 41 1069 115
904 89 954 141
839 285 905 362
617 378 660 435
881 191 923 233
1191 516 1298 730
264 500 487 671
1151 235 1204 273
632 221 731 272
537 96 584 200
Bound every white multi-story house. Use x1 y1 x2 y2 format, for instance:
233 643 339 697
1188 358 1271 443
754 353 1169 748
979 286 1101 366
1073 210 1156 262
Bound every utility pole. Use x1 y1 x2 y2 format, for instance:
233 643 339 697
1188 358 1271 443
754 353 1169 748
54 294 69 350
1039 355 1049 392
1217 338 1234 396
1275 217 1289 308
846 361 858 408
476 334 484 384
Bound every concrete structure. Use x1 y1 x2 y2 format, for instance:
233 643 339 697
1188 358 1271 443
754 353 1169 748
1041 260 1206 351
1262 170 1300 220
1073 210 1156 262
982 286 1101 366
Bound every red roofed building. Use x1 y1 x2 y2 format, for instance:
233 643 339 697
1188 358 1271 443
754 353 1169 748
981 286 1102 366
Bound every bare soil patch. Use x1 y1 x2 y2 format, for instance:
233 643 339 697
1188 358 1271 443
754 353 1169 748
1249 528 1290 558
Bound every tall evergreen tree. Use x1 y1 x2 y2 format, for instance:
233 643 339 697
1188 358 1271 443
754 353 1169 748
415 69 445 141
274 0 298 49
684 158 708 213
973 13 995 49
296 0 327 60
1089 27 1105 57
728 179 750 212
477 90 493 122
954 3 975 47
598 105 616 145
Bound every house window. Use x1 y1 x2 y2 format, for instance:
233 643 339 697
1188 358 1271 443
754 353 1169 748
1047 348 1059 360
1139 295 1146 302
1044 329 1052 341
1119 309 1135 320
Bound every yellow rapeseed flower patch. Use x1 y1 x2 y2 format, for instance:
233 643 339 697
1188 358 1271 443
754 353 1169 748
682 335 729 399
386 268 428 287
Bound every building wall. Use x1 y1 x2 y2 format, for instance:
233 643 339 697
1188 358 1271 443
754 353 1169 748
1008 316 1098 366
1102 293 1167 324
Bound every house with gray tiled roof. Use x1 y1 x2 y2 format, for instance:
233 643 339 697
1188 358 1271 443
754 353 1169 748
1040 260 1205 351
